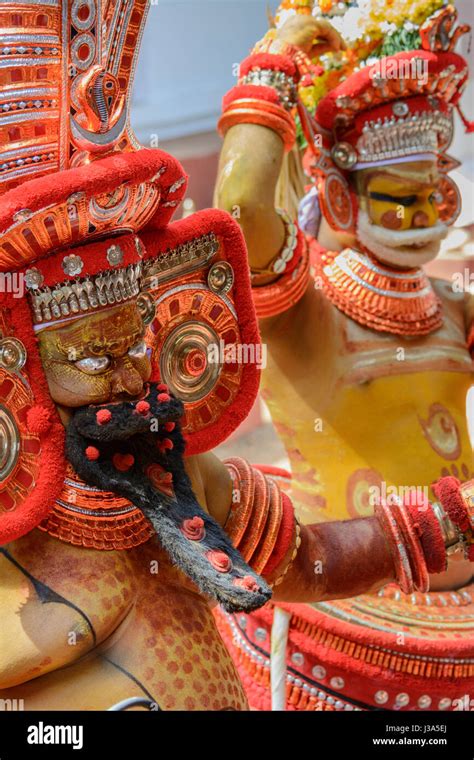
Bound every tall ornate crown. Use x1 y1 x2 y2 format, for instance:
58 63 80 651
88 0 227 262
0 0 261 547
301 2 471 234
0 0 150 192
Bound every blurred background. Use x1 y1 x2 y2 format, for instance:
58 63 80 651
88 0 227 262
130 0 474 461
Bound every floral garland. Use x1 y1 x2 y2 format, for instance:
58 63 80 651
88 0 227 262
294 0 449 139
271 0 451 147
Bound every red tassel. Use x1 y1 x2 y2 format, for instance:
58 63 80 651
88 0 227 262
456 103 474 133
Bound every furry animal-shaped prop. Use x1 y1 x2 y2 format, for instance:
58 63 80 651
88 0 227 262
66 383 271 613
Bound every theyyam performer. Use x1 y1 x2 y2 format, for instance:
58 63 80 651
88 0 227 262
215 0 474 711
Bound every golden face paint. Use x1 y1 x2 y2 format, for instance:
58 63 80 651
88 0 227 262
357 161 440 231
38 302 152 408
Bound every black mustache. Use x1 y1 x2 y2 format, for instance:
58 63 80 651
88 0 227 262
65 383 271 613
71 384 183 442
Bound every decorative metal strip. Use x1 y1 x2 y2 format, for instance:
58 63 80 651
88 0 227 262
327 256 433 300
55 498 138 518
0 160 58 183
346 250 422 280
315 600 474 645
0 57 60 68
153 282 238 321
0 110 58 126
0 34 60 44
0 86 58 102
0 0 59 4
143 233 220 286
0 142 57 161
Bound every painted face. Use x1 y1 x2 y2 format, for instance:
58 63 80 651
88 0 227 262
38 301 152 408
363 162 439 231
355 160 448 268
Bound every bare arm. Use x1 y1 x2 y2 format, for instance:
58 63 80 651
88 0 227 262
185 451 233 526
214 123 286 272
214 16 345 274
198 454 396 604
273 518 394 603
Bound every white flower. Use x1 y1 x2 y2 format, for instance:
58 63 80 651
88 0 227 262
340 6 367 42
275 9 293 29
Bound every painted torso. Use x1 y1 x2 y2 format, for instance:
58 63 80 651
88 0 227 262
0 529 247 711
261 276 473 524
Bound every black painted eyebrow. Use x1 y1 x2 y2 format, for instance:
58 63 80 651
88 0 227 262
369 191 418 206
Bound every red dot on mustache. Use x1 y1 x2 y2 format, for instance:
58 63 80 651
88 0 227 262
96 409 112 425
158 393 171 403
233 576 259 592
135 400 150 415
113 453 135 472
158 437 174 453
157 383 169 393
164 421 175 432
85 446 100 461
206 550 232 573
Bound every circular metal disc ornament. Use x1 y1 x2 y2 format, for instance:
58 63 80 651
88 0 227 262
137 292 156 326
0 339 27 372
207 262 234 294
392 102 410 117
0 367 41 511
331 142 358 171
0 405 20 482
322 172 354 232
149 284 244 443
160 322 221 403
435 175 461 226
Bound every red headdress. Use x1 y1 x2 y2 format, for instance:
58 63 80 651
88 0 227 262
303 4 471 235
0 0 260 544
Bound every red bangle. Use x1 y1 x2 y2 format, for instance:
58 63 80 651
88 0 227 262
224 458 255 546
405 494 447 574
252 237 310 319
218 98 296 152
433 476 470 531
433 476 474 560
223 459 300 582
239 53 297 80
393 498 430 593
251 477 283 575
223 84 281 111
261 491 295 578
238 467 270 563
375 500 414 594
